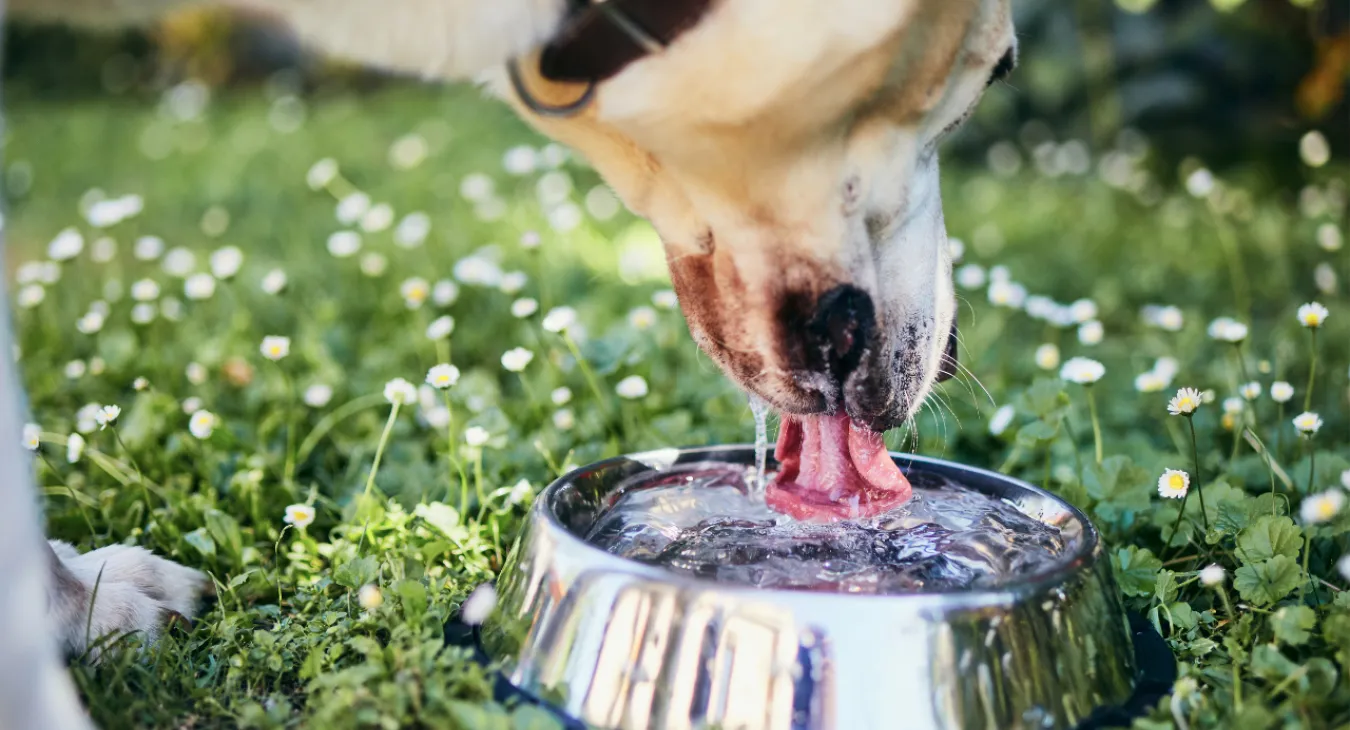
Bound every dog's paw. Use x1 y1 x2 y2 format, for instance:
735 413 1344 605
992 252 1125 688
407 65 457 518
48 541 209 659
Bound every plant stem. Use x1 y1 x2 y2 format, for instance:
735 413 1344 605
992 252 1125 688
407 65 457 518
1085 386 1103 465
1303 329 1318 413
363 403 401 498
1188 418 1209 532
563 333 610 416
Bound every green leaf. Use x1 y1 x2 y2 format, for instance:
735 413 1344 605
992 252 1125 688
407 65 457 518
1271 605 1316 646
1168 601 1198 631
1019 377 1070 419
333 556 378 590
1236 515 1302 565
1233 556 1302 606
204 509 243 561
1250 644 1298 681
413 502 467 540
395 579 428 619
1154 570 1178 605
1113 546 1163 597
1015 420 1059 446
512 704 563 730
183 528 216 557
1082 455 1151 510
1214 499 1251 535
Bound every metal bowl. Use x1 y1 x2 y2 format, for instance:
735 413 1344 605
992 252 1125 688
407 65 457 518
480 446 1137 730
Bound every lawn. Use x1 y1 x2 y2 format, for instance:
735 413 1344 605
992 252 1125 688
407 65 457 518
6 79 1350 729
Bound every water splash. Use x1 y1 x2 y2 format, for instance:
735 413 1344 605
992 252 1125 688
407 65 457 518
586 466 1069 594
748 394 771 499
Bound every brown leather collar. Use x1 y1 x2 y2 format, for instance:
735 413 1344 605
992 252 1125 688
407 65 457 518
538 0 714 83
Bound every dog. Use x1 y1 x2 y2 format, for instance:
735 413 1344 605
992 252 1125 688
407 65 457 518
3 0 1015 718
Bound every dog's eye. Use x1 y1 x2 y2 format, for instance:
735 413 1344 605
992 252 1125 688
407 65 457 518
987 48 1017 87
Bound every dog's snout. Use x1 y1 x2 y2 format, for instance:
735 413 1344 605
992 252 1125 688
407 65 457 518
811 285 875 380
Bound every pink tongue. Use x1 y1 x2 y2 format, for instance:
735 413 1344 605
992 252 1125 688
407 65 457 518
766 413 912 522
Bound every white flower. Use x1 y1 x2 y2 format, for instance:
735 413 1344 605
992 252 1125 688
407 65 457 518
464 426 491 447
36 262 61 285
1153 357 1180 381
501 347 534 372
88 357 105 376
360 203 394 233
75 404 101 434
357 584 383 611
1340 555 1350 581
552 408 575 430
384 378 417 405
460 583 498 625
327 230 362 258
426 315 456 341
628 306 657 330
1185 168 1215 198
1239 382 1262 401
987 280 1028 308
502 145 537 175
1223 397 1244 416
16 284 45 309
95 405 121 430
652 290 678 310
453 255 503 287
306 158 338 190
47 228 85 261
1317 223 1343 252
459 173 494 202
66 433 85 464
1157 469 1190 499
1024 296 1057 321
209 246 244 279
616 375 649 399
21 423 40 451
1293 411 1322 436
186 362 208 385
1199 565 1225 587
424 406 451 429
551 387 573 406
1297 302 1329 328
507 478 533 506
1302 490 1345 525
1134 371 1168 393
133 377 149 391
955 264 986 290
401 277 430 309
542 306 578 334
1270 381 1294 403
1154 306 1184 332
162 247 197 278
1033 343 1060 371
364 255 388 279
304 384 333 408
260 336 291 361
1207 317 1248 343
947 237 965 262
1299 130 1331 168
389 133 428 169
76 311 106 334
283 503 316 529
394 212 431 248
511 298 539 318
131 278 162 302
131 303 157 325
1060 357 1105 385
134 235 165 261
184 273 217 300
426 364 460 389
1168 387 1203 416
499 271 528 295
1342 469 1350 491
519 231 542 249
182 397 203 415
988 404 1016 436
64 360 87 379
1077 320 1104 346
335 192 371 225
1069 299 1098 323
189 410 218 439
261 268 288 295
432 279 459 306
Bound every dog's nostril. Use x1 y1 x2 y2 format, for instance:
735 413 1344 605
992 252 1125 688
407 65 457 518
811 285 875 379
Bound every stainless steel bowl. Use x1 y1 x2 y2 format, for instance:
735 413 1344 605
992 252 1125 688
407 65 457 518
481 447 1137 730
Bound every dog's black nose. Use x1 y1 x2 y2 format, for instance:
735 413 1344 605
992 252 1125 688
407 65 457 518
810 284 874 380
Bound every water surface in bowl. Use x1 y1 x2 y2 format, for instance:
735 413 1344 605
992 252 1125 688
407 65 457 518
585 464 1069 593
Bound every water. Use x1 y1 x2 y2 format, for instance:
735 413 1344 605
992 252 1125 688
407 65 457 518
586 465 1069 594
748 395 771 499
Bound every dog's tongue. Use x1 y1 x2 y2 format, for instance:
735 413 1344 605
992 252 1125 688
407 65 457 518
766 413 912 522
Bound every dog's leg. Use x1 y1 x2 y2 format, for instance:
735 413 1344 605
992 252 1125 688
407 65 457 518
45 540 209 659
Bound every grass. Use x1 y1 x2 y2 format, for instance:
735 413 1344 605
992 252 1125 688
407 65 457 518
5 78 1350 729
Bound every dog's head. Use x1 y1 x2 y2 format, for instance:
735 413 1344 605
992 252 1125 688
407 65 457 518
498 0 1015 431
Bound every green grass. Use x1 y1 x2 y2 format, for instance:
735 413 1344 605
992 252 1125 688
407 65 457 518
6 80 1350 729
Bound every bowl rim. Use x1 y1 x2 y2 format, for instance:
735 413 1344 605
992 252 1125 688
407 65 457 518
535 445 1102 608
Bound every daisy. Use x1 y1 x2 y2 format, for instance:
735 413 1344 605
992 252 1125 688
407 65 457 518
542 306 578 334
326 230 362 258
426 315 456 341
511 298 539 318
306 158 338 190
130 303 157 325
1069 299 1098 323
47 228 84 261
283 503 316 529
1297 302 1329 328
383 378 417 405
186 362 208 385
426 364 460 389
1134 371 1167 393
76 311 106 334
64 360 86 380
956 264 986 290
499 271 528 295
1239 382 1262 401
75 404 101 434
361 203 394 233
551 387 573 406
209 246 244 279
21 423 40 451
1302 490 1344 525
162 248 197 278
987 280 1028 309
988 404 1016 436
184 273 217 300
1199 564 1225 587
1206 317 1248 343
16 285 45 309
432 280 459 306
1270 381 1294 403
401 277 430 309
506 478 533 506
1077 320 1104 346
189 410 218 439
1059 357 1105 384
1222 397 1244 415
260 336 291 361
181 397 203 415
1157 469 1189 499
628 306 657 330
131 278 161 302
1155 306 1184 332
460 583 498 626
261 268 288 295
464 426 490 447
501 347 534 372
394 212 431 248
66 433 85 464
95 405 121 430
1034 343 1060 371
519 231 542 249
1293 411 1322 436
358 584 384 611
616 375 649 399
304 384 333 408
134 235 165 261
335 191 371 225
1317 223 1343 252
552 408 576 430
652 290 678 310
1167 387 1202 416
1341 469 1350 491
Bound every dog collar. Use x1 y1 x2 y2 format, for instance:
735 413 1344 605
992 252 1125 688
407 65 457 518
508 0 713 117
